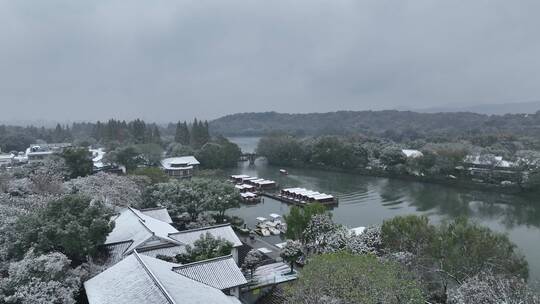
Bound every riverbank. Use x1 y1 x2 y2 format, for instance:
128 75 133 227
257 161 534 195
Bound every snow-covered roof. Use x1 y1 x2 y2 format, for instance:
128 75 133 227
172 255 247 290
140 207 174 224
275 242 287 249
252 179 276 186
90 148 106 168
138 245 187 258
402 149 423 158
106 208 180 255
240 192 257 198
235 184 255 190
257 247 272 254
231 174 250 179
0 153 14 160
281 188 333 200
464 155 516 168
84 252 242 304
349 226 366 235
250 262 297 288
168 224 242 248
161 156 200 170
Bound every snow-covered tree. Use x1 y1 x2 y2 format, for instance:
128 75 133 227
0 250 83 304
184 213 217 230
65 172 145 208
6 178 32 197
9 195 114 264
280 240 303 273
346 226 382 255
303 214 339 254
143 178 240 227
243 249 263 278
449 272 540 304
285 253 424 304
176 233 233 263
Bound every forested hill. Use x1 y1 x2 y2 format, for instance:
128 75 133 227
209 110 540 138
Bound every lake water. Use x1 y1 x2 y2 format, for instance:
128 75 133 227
227 137 540 284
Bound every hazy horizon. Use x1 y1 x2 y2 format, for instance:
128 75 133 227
2 0 540 122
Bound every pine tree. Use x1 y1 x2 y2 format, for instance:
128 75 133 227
175 121 190 145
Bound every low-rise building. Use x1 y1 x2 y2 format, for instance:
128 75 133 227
172 255 247 298
401 149 423 158
0 153 14 167
100 208 243 265
25 143 72 163
84 251 242 304
161 156 200 179
168 224 243 264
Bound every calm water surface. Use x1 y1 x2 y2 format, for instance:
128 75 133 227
227 137 540 283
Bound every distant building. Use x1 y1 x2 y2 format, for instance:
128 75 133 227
161 156 200 179
25 143 72 163
0 153 14 167
401 149 423 158
84 251 242 304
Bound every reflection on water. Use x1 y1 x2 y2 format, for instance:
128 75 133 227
226 152 540 284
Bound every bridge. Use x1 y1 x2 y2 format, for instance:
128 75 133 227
239 153 258 165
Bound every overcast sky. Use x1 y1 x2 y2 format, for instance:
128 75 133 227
1 0 539 123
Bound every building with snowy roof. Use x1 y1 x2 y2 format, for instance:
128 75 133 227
99 209 244 267
401 149 423 158
172 255 247 297
161 156 200 179
84 251 242 304
168 224 243 263
25 143 72 163
0 153 14 167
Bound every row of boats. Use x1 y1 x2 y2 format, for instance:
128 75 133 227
255 214 286 237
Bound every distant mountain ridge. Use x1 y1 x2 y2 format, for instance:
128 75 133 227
209 110 540 137
416 100 540 115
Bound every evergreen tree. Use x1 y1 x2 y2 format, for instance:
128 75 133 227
175 121 190 145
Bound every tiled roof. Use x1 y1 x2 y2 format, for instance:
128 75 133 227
173 255 247 290
105 208 180 255
84 252 242 304
161 156 200 170
97 241 133 267
138 244 187 258
168 224 242 247
140 207 173 224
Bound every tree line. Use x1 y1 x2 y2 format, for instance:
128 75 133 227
1 118 242 170
256 134 540 191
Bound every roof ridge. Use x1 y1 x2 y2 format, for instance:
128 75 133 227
140 206 168 211
168 223 231 236
137 243 184 252
133 251 177 304
172 255 233 269
128 207 146 222
103 240 134 247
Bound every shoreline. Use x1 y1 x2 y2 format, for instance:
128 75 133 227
256 161 537 196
